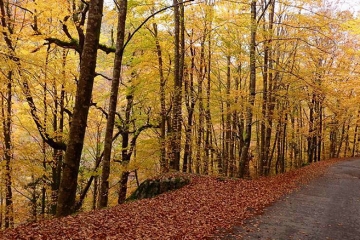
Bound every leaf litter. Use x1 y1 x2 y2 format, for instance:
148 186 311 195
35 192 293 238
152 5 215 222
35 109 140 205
0 158 347 240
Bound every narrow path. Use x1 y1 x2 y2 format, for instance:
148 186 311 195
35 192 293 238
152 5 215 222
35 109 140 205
218 159 360 240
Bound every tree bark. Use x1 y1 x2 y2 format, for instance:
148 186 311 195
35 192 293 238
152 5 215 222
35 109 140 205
116 91 133 204
99 0 127 209
204 7 213 174
183 32 196 173
169 0 184 171
195 33 207 174
2 71 14 228
239 0 256 178
225 55 232 177
56 0 104 217
152 22 168 173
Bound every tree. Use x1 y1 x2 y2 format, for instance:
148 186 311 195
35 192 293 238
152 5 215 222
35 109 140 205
259 0 276 176
238 0 257 178
151 21 168 173
99 0 127 209
0 0 16 228
56 0 105 217
169 0 185 171
1 71 13 228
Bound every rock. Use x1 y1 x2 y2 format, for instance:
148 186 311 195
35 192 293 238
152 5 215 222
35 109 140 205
127 175 190 201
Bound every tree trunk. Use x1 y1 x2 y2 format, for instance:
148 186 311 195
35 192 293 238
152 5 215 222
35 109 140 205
92 121 103 210
307 94 315 163
169 0 184 171
50 50 67 215
352 113 359 157
329 117 338 158
41 49 50 218
2 71 14 228
260 0 275 176
337 119 348 158
0 0 15 227
152 22 168 173
183 32 196 173
195 33 207 174
225 55 234 177
204 6 213 174
344 123 350 157
99 0 127 209
56 0 104 217
317 103 323 161
239 0 256 178
118 171 130 204
116 80 134 204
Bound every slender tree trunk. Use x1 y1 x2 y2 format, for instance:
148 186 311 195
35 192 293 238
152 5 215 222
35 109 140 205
183 33 195 173
260 49 269 176
352 113 359 157
51 50 67 214
337 120 348 158
204 13 213 174
2 71 13 228
260 0 275 176
299 105 304 166
307 94 315 163
152 22 168 173
0 0 14 228
329 116 338 158
317 104 323 161
195 36 206 174
41 48 50 217
204 80 212 175
231 66 240 177
117 90 134 204
196 85 204 174
280 104 288 173
225 55 232 177
30 175 37 222
219 81 225 175
239 0 256 178
56 0 104 217
92 123 103 210
99 0 127 209
344 123 350 157
275 122 282 174
235 59 245 174
169 0 184 171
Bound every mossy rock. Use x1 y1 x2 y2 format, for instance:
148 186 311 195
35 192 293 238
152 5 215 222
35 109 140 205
127 175 190 201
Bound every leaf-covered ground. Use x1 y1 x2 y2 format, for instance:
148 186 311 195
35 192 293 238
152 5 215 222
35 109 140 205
0 158 347 240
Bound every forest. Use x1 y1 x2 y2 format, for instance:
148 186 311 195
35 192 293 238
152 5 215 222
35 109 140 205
0 0 360 228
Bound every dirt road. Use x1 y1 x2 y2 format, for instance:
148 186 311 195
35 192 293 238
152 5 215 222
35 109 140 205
218 159 360 240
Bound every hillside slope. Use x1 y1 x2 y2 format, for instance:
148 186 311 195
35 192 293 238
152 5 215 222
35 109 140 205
0 158 346 240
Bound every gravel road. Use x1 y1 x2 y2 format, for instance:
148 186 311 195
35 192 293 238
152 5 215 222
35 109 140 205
219 159 360 240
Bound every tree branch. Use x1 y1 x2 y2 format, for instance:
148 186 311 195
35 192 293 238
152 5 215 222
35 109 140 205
128 123 160 157
45 37 80 52
122 0 195 52
22 79 67 151
98 43 116 54
95 72 112 80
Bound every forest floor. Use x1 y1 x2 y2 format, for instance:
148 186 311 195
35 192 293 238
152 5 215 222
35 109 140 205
0 158 354 240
